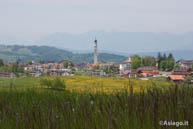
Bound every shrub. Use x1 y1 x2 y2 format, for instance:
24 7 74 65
52 77 66 89
40 77 66 90
40 78 53 87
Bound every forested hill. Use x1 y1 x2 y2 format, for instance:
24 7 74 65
0 45 127 63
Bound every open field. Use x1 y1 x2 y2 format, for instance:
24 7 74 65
0 76 173 93
0 76 192 129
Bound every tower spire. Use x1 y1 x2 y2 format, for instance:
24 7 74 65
94 38 98 64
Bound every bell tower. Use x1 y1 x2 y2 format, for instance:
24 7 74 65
94 38 98 64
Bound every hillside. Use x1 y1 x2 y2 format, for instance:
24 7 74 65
0 45 127 63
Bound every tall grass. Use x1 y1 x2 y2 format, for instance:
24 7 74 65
0 84 192 129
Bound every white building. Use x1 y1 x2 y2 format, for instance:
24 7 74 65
120 58 132 71
177 59 193 69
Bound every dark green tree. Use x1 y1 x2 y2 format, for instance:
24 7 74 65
0 65 9 72
163 53 167 60
167 53 175 71
131 55 141 69
10 62 23 73
160 60 167 71
63 61 69 68
0 58 4 67
157 52 162 69
25 60 32 65
168 53 173 59
142 56 156 67
174 64 180 68
166 59 175 71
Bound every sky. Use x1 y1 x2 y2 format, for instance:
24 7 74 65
1 0 193 39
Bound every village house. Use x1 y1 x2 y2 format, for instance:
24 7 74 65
137 66 159 77
49 68 71 76
76 63 87 70
100 62 119 73
23 60 72 77
24 63 43 72
28 71 43 77
120 69 137 78
168 75 184 82
87 69 106 76
176 59 193 69
119 58 131 72
47 61 56 69
172 67 191 76
86 63 105 76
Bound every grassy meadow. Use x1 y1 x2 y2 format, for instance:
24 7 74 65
0 76 192 129
0 76 173 93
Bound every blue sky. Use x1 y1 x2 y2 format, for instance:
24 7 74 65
1 0 193 39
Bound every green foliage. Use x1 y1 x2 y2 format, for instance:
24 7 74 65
63 61 69 68
10 62 24 73
52 77 66 89
0 45 127 63
168 53 174 59
25 60 32 65
157 53 175 71
63 60 74 68
131 55 157 69
40 77 66 90
0 85 192 129
131 55 141 69
40 78 53 87
0 65 10 72
74 71 84 76
92 64 100 70
0 58 3 67
0 61 23 74
184 76 193 84
160 60 167 71
157 52 162 69
101 66 119 77
175 63 180 68
167 58 175 71
11 62 18 73
141 56 156 67
163 53 167 60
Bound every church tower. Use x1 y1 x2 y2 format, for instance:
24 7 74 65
94 39 98 64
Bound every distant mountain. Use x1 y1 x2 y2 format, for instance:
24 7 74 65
37 31 193 53
0 35 34 45
0 45 127 63
0 31 193 62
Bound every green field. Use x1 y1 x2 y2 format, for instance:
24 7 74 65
0 76 173 93
0 76 192 129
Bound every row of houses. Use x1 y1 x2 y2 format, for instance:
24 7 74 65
0 58 192 79
120 57 160 78
119 57 193 82
0 72 15 78
23 60 73 77
164 60 193 82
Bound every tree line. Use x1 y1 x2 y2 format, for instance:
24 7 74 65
0 59 24 74
131 53 175 71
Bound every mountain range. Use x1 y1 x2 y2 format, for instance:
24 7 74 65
0 31 193 61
